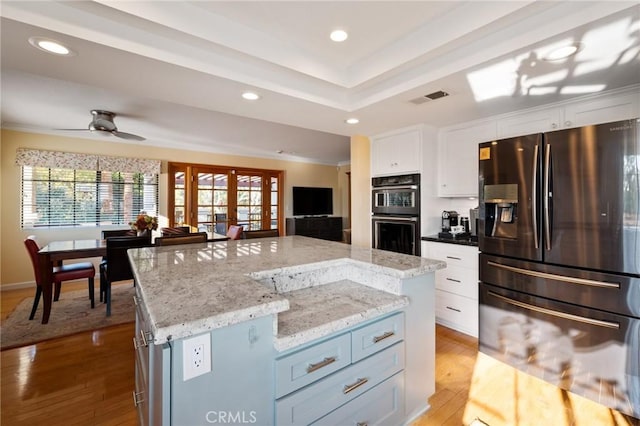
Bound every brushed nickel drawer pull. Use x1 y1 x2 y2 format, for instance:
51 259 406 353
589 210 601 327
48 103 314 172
133 295 139 306
487 261 620 289
446 256 462 260
132 390 144 407
306 356 337 373
343 377 369 394
446 278 461 283
132 337 141 350
488 291 619 329
373 331 395 343
446 306 461 313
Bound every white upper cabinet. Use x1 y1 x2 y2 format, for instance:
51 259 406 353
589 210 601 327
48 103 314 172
497 107 562 138
438 121 496 197
562 91 639 128
371 125 422 177
496 88 639 139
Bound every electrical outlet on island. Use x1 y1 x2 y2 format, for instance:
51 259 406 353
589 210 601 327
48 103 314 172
183 333 212 381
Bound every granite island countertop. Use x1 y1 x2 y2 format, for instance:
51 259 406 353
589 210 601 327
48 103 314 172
128 235 445 348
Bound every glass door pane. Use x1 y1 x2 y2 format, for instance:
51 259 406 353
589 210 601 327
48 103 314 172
213 174 229 234
237 174 262 230
270 176 278 230
197 172 229 234
170 166 187 227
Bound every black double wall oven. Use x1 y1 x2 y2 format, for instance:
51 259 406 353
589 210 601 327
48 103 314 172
478 119 640 419
372 173 420 256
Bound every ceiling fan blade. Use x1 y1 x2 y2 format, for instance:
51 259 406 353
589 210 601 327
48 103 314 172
56 128 90 131
112 130 146 141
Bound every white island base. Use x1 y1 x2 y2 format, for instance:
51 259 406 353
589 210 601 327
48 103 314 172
131 236 444 425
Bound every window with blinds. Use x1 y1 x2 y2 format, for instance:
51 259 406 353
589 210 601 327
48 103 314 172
21 166 158 228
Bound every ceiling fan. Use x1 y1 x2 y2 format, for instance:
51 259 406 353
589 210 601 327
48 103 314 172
61 110 146 141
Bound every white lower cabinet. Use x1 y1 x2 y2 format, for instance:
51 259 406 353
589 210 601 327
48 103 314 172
423 241 479 337
275 312 405 426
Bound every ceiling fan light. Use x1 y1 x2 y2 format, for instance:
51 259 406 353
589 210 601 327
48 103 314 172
28 36 75 56
345 118 359 124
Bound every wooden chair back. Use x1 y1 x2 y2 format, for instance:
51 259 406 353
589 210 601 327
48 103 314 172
101 229 135 239
104 236 151 283
154 232 208 246
160 226 190 237
242 229 279 239
24 237 44 285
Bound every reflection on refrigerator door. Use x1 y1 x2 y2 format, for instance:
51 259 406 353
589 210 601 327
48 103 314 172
480 283 639 418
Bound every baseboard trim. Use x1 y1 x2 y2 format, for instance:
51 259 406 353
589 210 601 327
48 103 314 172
1 281 34 291
1 275 100 292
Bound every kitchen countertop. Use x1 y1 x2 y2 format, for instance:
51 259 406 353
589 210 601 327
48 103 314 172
422 234 478 247
129 235 445 346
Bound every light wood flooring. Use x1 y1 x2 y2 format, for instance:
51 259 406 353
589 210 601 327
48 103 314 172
1 283 638 425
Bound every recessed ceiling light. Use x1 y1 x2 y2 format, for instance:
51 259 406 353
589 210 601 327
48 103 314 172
28 36 75 56
242 91 260 100
345 118 359 124
330 30 348 42
543 43 583 61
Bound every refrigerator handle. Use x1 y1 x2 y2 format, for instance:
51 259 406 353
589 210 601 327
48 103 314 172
543 143 551 251
532 144 539 249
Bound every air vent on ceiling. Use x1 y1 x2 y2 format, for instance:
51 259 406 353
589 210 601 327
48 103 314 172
409 90 449 105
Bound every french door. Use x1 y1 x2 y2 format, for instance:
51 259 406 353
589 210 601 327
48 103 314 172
168 162 283 234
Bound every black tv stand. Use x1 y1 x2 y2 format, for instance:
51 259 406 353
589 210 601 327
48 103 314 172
286 217 343 242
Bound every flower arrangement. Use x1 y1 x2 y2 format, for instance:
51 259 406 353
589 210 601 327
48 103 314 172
130 213 158 232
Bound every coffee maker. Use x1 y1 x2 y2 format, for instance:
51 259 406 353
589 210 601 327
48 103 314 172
441 210 459 232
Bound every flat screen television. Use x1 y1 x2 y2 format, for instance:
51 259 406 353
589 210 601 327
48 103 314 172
292 186 333 216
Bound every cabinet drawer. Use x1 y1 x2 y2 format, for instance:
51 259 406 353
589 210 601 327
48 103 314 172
436 289 478 337
351 312 404 363
276 333 351 398
435 265 478 300
134 357 149 426
310 372 404 426
134 307 152 384
276 343 405 426
425 243 478 269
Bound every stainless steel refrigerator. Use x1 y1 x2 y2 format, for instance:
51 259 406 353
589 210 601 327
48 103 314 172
478 118 640 418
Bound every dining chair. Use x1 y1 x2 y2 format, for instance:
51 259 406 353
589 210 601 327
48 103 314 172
101 235 151 316
99 229 136 302
242 229 279 239
24 237 96 321
101 229 135 239
226 225 244 240
160 226 190 237
154 232 208 246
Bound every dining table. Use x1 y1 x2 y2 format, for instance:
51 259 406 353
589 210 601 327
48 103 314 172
36 232 230 324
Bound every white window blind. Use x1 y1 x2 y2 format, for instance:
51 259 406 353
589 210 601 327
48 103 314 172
19 149 160 228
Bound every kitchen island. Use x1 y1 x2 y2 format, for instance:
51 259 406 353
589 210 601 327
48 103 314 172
129 235 445 425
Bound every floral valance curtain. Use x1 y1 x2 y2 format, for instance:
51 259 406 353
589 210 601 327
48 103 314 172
15 148 161 174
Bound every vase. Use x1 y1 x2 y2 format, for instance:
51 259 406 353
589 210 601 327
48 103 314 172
137 229 148 237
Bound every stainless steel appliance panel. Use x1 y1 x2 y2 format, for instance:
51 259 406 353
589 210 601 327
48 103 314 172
372 185 419 215
371 174 420 216
480 253 640 319
478 133 542 262
544 120 640 275
480 282 640 419
372 215 420 256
